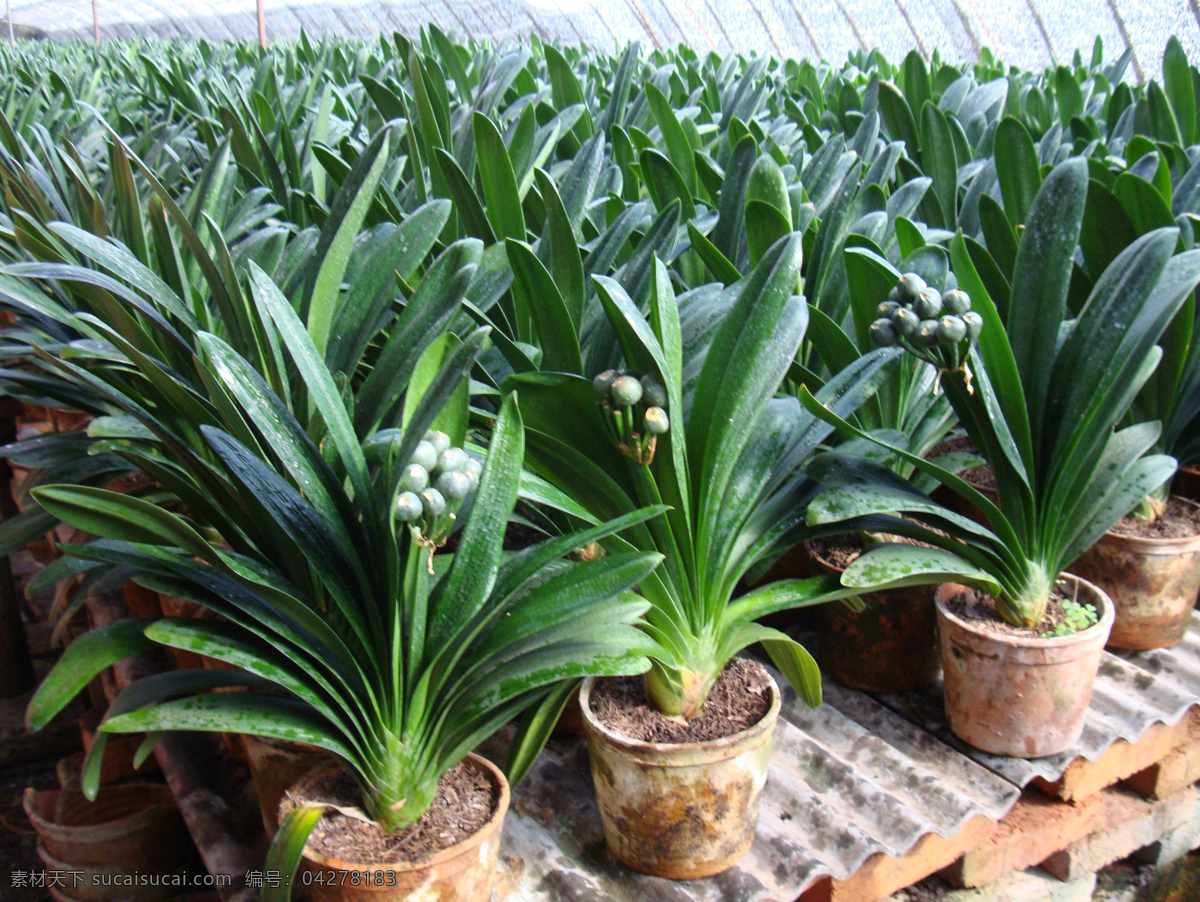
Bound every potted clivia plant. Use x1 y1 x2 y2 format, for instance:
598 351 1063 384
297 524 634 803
508 241 901 878
799 158 1200 757
1070 263 1200 649
22 282 666 900
799 243 977 693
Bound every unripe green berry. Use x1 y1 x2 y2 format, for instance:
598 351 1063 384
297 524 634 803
962 310 983 339
913 288 943 320
399 464 429 493
420 488 446 518
877 300 901 319
462 457 483 489
394 492 423 522
436 470 472 501
644 407 669 434
942 288 971 315
937 315 967 345
892 307 920 336
436 447 469 474
641 375 668 408
424 430 451 456
917 320 940 347
593 369 617 397
896 272 927 302
411 440 438 472
888 285 902 302
610 375 643 407
870 318 899 347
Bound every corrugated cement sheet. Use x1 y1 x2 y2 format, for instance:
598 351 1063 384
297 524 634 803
498 611 1200 900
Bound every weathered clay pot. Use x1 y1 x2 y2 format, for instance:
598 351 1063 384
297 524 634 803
1172 466 1200 501
243 734 333 835
808 541 940 693
286 754 509 902
936 575 1114 758
24 782 195 900
579 666 780 879
1069 506 1200 650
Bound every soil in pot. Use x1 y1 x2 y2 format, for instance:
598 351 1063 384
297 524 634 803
936 575 1114 758
1070 496 1200 650
807 535 941 693
580 658 779 879
927 436 996 525
279 754 508 902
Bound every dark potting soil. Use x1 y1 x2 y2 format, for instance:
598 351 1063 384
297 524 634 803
1110 496 1200 540
808 533 864 570
591 658 772 744
284 762 494 865
809 532 941 573
928 436 996 491
945 585 1094 638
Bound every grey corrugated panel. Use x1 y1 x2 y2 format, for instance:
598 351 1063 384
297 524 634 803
498 667 1019 900
499 618 1200 900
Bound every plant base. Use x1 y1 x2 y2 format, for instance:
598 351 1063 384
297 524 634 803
284 754 509 901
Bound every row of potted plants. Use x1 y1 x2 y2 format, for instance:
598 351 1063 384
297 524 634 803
2 29 1200 900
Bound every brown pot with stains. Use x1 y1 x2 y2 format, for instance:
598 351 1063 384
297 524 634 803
578 667 780 879
807 541 940 693
286 754 509 902
24 782 196 900
1069 507 1200 650
243 734 334 835
936 575 1114 758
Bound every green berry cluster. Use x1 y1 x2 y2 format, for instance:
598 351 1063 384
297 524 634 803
592 369 669 465
870 273 982 381
392 429 482 566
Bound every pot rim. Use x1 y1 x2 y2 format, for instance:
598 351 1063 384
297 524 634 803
579 661 781 762
23 783 178 838
287 752 509 873
1097 495 1200 554
934 573 1115 649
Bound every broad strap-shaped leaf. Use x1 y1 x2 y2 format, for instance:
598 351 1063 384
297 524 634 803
425 393 523 656
83 667 269 799
264 805 328 902
690 233 807 573
506 239 582 373
247 262 371 509
31 485 222 565
843 544 1002 596
26 618 155 731
354 239 482 432
506 681 577 787
1006 158 1088 459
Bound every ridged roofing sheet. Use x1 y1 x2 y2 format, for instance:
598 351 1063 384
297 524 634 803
499 612 1200 900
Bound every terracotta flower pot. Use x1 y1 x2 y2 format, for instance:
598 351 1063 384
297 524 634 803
936 575 1114 758
24 782 196 900
1069 504 1200 650
242 734 333 835
578 666 780 879
286 754 509 902
1171 465 1200 501
807 541 940 693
